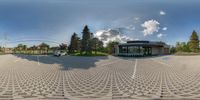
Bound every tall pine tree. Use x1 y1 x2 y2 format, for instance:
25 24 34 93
81 25 92 54
69 32 79 53
188 30 199 52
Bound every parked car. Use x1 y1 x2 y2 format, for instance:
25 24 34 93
54 50 67 56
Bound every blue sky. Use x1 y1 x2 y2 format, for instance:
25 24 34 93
0 0 200 47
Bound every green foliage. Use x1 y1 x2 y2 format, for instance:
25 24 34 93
81 25 93 55
13 42 60 55
170 46 176 54
90 37 104 54
14 44 28 53
175 42 190 52
188 30 199 52
68 25 107 56
175 42 181 51
59 43 68 50
106 41 119 54
175 52 200 55
71 51 108 56
176 30 200 53
70 26 132 55
69 33 80 53
39 43 50 50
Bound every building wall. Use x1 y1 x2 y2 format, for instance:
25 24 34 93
163 48 170 54
152 47 162 55
114 45 119 55
114 44 170 56
3 48 13 54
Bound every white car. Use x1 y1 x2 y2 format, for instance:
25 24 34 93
54 50 67 56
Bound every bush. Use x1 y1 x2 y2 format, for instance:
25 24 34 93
71 51 108 56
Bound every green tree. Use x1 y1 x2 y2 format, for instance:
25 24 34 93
39 43 50 54
170 46 176 54
69 32 80 53
81 25 93 55
91 38 104 54
59 43 68 51
181 42 190 52
176 42 181 52
188 30 199 52
29 45 37 54
88 33 94 54
77 37 81 52
23 45 27 54
16 44 24 53
97 39 104 52
176 42 190 52
106 41 119 54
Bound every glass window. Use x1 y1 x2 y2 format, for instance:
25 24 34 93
122 46 127 53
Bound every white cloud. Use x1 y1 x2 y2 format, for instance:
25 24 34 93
95 29 133 46
162 27 167 31
160 10 166 15
157 33 163 38
141 19 160 36
126 25 135 31
134 17 140 21
157 33 166 38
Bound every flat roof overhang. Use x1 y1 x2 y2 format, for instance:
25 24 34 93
118 43 164 47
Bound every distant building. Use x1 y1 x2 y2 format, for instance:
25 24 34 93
114 40 170 56
2 48 13 54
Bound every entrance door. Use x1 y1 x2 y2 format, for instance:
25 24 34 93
147 47 152 55
143 47 152 56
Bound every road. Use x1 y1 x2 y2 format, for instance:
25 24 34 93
0 54 200 100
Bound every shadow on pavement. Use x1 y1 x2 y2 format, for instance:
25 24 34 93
13 54 109 70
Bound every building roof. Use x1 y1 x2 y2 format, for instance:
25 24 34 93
118 40 169 47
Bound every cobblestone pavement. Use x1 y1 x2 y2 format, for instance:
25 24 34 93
0 54 200 100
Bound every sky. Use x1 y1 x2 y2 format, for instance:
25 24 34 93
0 0 200 47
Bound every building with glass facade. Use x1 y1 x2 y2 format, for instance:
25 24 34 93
114 41 170 56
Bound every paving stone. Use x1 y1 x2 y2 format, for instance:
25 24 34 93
0 55 200 99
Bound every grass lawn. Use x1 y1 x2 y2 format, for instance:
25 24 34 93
175 52 200 56
71 51 109 56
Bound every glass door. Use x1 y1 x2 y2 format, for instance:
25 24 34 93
147 47 152 55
